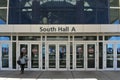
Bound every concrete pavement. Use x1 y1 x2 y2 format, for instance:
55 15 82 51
0 71 120 80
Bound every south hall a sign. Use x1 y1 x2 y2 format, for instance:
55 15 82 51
40 26 76 32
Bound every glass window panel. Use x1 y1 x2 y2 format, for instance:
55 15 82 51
18 36 41 41
110 0 119 7
9 0 109 24
12 36 16 40
97 8 109 24
110 9 119 24
84 0 96 7
74 36 97 41
0 0 7 7
117 44 120 68
99 36 103 40
2 44 9 68
97 0 109 8
47 36 68 41
86 36 97 40
0 36 11 41
74 36 84 41
0 9 7 24
84 7 96 24
105 36 120 41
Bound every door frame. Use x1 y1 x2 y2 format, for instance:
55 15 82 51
74 42 97 70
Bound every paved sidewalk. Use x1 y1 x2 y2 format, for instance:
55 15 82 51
0 71 120 80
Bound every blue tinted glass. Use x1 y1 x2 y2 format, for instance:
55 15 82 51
110 9 119 24
9 0 109 24
113 20 119 24
109 36 120 40
0 9 7 24
0 19 5 24
0 36 10 41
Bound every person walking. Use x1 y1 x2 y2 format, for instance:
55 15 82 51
19 48 28 74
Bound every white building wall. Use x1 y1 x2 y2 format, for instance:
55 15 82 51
0 24 119 33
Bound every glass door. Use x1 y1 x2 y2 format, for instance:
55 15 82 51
75 43 97 70
75 43 85 70
86 43 96 70
116 44 120 70
30 43 41 70
0 43 11 70
47 43 57 70
58 43 68 70
47 42 68 70
104 43 114 70
104 42 120 70
18 43 30 70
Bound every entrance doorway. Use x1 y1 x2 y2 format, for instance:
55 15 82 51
46 42 69 70
104 42 120 70
74 42 97 70
18 42 42 70
17 41 99 70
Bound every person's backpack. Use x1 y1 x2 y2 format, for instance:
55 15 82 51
17 60 21 65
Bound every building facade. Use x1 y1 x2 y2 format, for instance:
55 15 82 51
0 0 120 71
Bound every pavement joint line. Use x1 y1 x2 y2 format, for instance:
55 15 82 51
71 71 74 78
100 71 113 80
36 71 44 79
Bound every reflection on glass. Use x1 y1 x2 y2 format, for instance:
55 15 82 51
0 0 7 7
31 44 39 68
105 36 120 40
110 9 119 24
87 44 95 68
76 44 84 68
20 44 28 68
117 44 120 68
9 0 109 24
49 44 56 68
59 45 66 68
106 44 113 68
0 9 7 24
74 36 97 41
110 0 119 7
0 36 10 41
2 44 9 68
